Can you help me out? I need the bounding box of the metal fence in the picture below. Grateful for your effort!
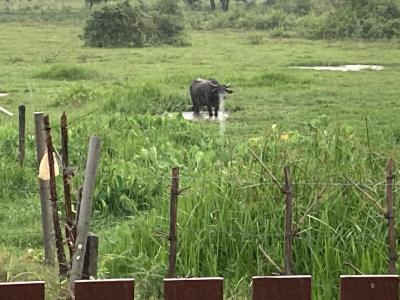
[1,275,399,300]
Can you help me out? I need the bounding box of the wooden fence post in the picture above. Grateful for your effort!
[69,136,101,291]
[61,112,75,262]
[82,232,98,279]
[386,159,396,274]
[34,112,54,265]
[167,167,179,278]
[43,115,68,277]
[18,105,25,166]
[284,166,293,275]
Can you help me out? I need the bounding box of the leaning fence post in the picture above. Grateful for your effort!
[167,167,179,278]
[69,136,101,292]
[82,232,99,279]
[34,112,54,265]
[284,166,293,275]
[18,105,25,166]
[386,158,397,274]
[61,112,75,262]
[43,115,68,277]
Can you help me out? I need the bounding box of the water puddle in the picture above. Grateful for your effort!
[182,111,228,135]
[289,65,384,72]
[182,111,229,121]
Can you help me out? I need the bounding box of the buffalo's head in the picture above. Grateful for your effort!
[209,79,233,100]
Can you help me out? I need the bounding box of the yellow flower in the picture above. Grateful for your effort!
[280,133,289,141]
[249,137,262,145]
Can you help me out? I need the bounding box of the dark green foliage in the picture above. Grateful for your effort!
[275,0,312,16]
[305,0,400,38]
[82,1,151,47]
[186,0,400,39]
[82,0,187,47]
[152,0,188,45]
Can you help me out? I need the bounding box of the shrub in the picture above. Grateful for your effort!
[82,1,152,47]
[310,0,400,39]
[151,0,188,46]
[82,0,188,47]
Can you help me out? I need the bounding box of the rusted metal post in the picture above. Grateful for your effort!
[164,278,223,300]
[69,136,101,291]
[75,279,134,300]
[167,167,179,278]
[0,281,45,300]
[18,105,25,166]
[284,166,293,275]
[34,112,54,265]
[340,275,399,300]
[61,112,75,262]
[43,115,68,277]
[252,276,311,300]
[386,159,397,274]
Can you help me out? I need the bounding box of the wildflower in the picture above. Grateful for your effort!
[280,133,289,141]
[249,137,262,145]
[271,123,277,130]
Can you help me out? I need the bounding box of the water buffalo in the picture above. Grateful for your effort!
[189,78,233,117]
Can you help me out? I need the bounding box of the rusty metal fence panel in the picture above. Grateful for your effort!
[0,281,45,300]
[75,279,134,300]
[164,277,223,300]
[252,275,312,300]
[340,275,399,300]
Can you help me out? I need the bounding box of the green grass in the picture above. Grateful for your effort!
[1,12,400,300]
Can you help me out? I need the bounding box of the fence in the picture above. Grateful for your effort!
[2,109,400,299]
[1,275,399,299]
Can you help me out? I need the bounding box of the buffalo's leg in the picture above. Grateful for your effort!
[214,105,219,117]
[192,101,200,117]
[207,105,213,117]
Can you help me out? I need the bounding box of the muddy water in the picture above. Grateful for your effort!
[182,100,229,135]
[181,111,229,121]
[289,65,384,72]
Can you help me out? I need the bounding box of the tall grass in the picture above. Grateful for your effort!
[1,15,400,299]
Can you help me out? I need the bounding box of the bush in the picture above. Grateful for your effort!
[82,1,152,47]
[82,0,188,47]
[309,0,400,39]
[151,0,188,45]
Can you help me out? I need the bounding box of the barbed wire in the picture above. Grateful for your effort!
[1,226,390,247]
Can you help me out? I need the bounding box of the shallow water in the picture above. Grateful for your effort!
[289,65,384,72]
[182,111,229,121]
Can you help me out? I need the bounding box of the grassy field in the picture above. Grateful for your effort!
[1,9,400,300]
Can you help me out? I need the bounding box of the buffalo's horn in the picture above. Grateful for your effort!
[209,80,218,87]
[226,82,231,87]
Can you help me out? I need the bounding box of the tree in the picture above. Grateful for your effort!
[220,0,229,11]
[210,0,216,10]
